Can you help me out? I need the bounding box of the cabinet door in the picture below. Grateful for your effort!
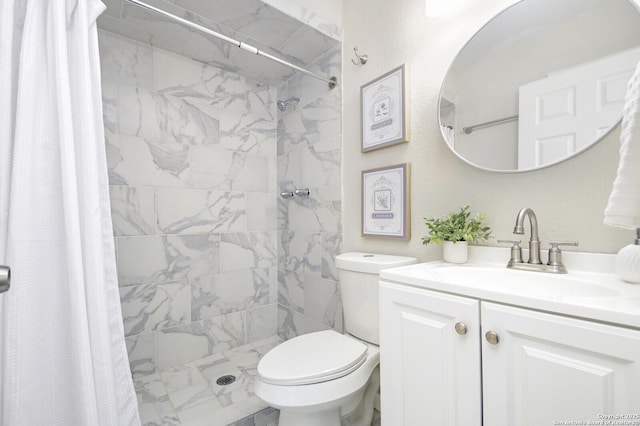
[379,281,482,426]
[482,302,640,426]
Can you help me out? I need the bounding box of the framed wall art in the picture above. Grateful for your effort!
[361,64,409,152]
[361,163,410,239]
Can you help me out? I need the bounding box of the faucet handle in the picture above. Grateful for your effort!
[497,239,521,245]
[498,239,523,265]
[548,241,579,248]
[547,241,579,268]
[280,191,294,199]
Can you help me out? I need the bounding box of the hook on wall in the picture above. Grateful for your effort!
[351,47,368,66]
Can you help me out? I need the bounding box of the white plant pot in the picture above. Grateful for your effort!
[442,241,468,264]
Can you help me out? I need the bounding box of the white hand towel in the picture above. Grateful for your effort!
[604,60,640,229]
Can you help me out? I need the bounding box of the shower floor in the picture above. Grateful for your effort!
[133,336,282,426]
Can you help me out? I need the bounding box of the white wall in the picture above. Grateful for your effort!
[342,0,634,262]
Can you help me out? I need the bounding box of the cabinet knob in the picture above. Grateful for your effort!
[454,322,467,335]
[485,330,500,345]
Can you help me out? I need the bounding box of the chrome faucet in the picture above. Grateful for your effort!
[513,207,542,264]
[499,208,579,274]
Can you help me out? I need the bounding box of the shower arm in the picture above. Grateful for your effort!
[125,0,338,90]
[277,97,300,112]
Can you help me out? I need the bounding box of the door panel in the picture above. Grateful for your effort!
[518,46,640,168]
[379,282,482,426]
[482,302,640,426]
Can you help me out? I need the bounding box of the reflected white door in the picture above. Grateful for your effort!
[518,47,640,169]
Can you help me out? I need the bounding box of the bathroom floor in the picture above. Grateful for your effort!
[133,336,282,426]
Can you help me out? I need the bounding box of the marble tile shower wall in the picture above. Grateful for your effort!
[275,46,343,340]
[99,30,280,377]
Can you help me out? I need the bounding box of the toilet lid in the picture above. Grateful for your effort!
[258,330,368,386]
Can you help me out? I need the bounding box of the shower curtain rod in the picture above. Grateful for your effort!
[126,0,338,89]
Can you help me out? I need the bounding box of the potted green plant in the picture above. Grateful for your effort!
[422,205,492,263]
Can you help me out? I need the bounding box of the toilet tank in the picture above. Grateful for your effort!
[336,252,416,345]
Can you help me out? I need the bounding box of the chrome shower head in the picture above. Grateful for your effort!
[277,97,300,112]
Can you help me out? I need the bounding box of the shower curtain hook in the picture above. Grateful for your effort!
[351,47,368,66]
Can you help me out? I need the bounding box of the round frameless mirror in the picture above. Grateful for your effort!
[439,0,640,172]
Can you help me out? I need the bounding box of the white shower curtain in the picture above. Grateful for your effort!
[0,1,140,425]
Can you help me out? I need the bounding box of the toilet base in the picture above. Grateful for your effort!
[279,408,341,426]
[272,367,380,426]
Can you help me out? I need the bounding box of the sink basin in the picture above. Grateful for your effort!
[425,263,620,299]
[379,247,640,330]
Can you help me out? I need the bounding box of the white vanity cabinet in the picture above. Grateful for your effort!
[379,282,482,426]
[482,301,640,425]
[379,280,640,426]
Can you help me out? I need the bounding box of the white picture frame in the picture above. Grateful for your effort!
[361,64,409,152]
[361,163,410,239]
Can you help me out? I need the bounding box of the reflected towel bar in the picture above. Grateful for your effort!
[463,114,519,134]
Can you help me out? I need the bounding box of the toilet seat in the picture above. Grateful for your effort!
[257,330,368,386]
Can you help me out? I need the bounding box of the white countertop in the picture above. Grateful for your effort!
[379,246,640,330]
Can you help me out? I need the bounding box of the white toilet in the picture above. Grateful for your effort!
[254,252,416,426]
